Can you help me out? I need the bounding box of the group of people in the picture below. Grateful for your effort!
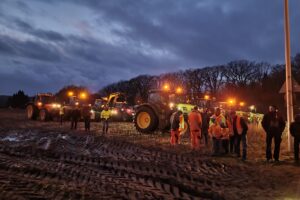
[58,105,111,135]
[170,105,300,163]
[170,106,249,160]
[263,105,300,163]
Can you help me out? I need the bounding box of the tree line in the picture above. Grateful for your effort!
[99,54,300,114]
[6,54,300,114]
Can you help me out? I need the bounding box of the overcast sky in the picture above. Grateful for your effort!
[0,0,300,95]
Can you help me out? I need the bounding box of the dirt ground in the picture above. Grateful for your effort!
[0,109,299,200]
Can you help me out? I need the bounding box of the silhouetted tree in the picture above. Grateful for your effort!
[8,90,29,108]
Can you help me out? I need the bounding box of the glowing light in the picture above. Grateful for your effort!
[68,91,74,97]
[176,87,183,94]
[80,92,87,99]
[37,102,42,106]
[111,109,118,115]
[169,102,175,109]
[228,98,236,106]
[249,105,256,110]
[52,103,61,108]
[163,84,170,91]
[239,102,245,107]
[204,95,210,100]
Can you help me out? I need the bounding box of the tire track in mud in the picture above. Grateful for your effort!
[0,133,268,200]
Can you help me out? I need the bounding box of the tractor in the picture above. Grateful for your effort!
[26,93,61,121]
[91,93,134,122]
[134,88,196,134]
[107,93,134,122]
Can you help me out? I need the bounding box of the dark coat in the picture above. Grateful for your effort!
[233,116,248,135]
[262,111,285,134]
[201,112,210,131]
[71,108,81,120]
[170,111,181,131]
[290,115,300,139]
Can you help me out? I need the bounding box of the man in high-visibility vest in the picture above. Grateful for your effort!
[209,107,226,156]
[101,106,111,135]
[188,106,202,150]
[230,110,248,161]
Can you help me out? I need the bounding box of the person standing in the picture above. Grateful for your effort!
[289,114,300,163]
[188,106,202,150]
[262,106,286,162]
[170,110,183,145]
[201,108,210,146]
[101,106,111,135]
[231,111,248,160]
[71,106,81,130]
[209,108,226,156]
[82,105,92,131]
[221,113,232,155]
[228,113,235,154]
[59,104,64,125]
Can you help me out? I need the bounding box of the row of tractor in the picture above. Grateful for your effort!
[26,92,134,122]
[26,85,260,135]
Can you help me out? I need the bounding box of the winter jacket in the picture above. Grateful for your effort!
[170,111,181,131]
[290,115,300,139]
[262,111,285,134]
[233,115,248,135]
[201,112,210,131]
[82,106,91,118]
[71,108,81,119]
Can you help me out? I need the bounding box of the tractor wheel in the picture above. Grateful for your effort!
[134,106,158,133]
[39,109,49,121]
[26,105,37,120]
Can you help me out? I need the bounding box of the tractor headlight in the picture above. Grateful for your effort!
[126,108,132,114]
[111,110,118,115]
[52,104,61,108]
[169,102,175,109]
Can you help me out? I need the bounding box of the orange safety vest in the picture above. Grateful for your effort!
[209,114,226,138]
[188,111,202,131]
[222,119,232,139]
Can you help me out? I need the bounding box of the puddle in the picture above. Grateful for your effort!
[1,135,20,142]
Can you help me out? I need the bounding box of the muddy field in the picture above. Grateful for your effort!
[0,109,299,200]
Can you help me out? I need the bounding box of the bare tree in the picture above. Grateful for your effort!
[202,66,226,95]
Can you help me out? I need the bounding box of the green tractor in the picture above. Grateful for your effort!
[134,89,196,134]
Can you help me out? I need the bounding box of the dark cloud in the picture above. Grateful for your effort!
[12,18,66,42]
[0,0,300,95]
[0,35,61,62]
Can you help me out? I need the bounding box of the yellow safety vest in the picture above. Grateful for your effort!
[101,110,111,120]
